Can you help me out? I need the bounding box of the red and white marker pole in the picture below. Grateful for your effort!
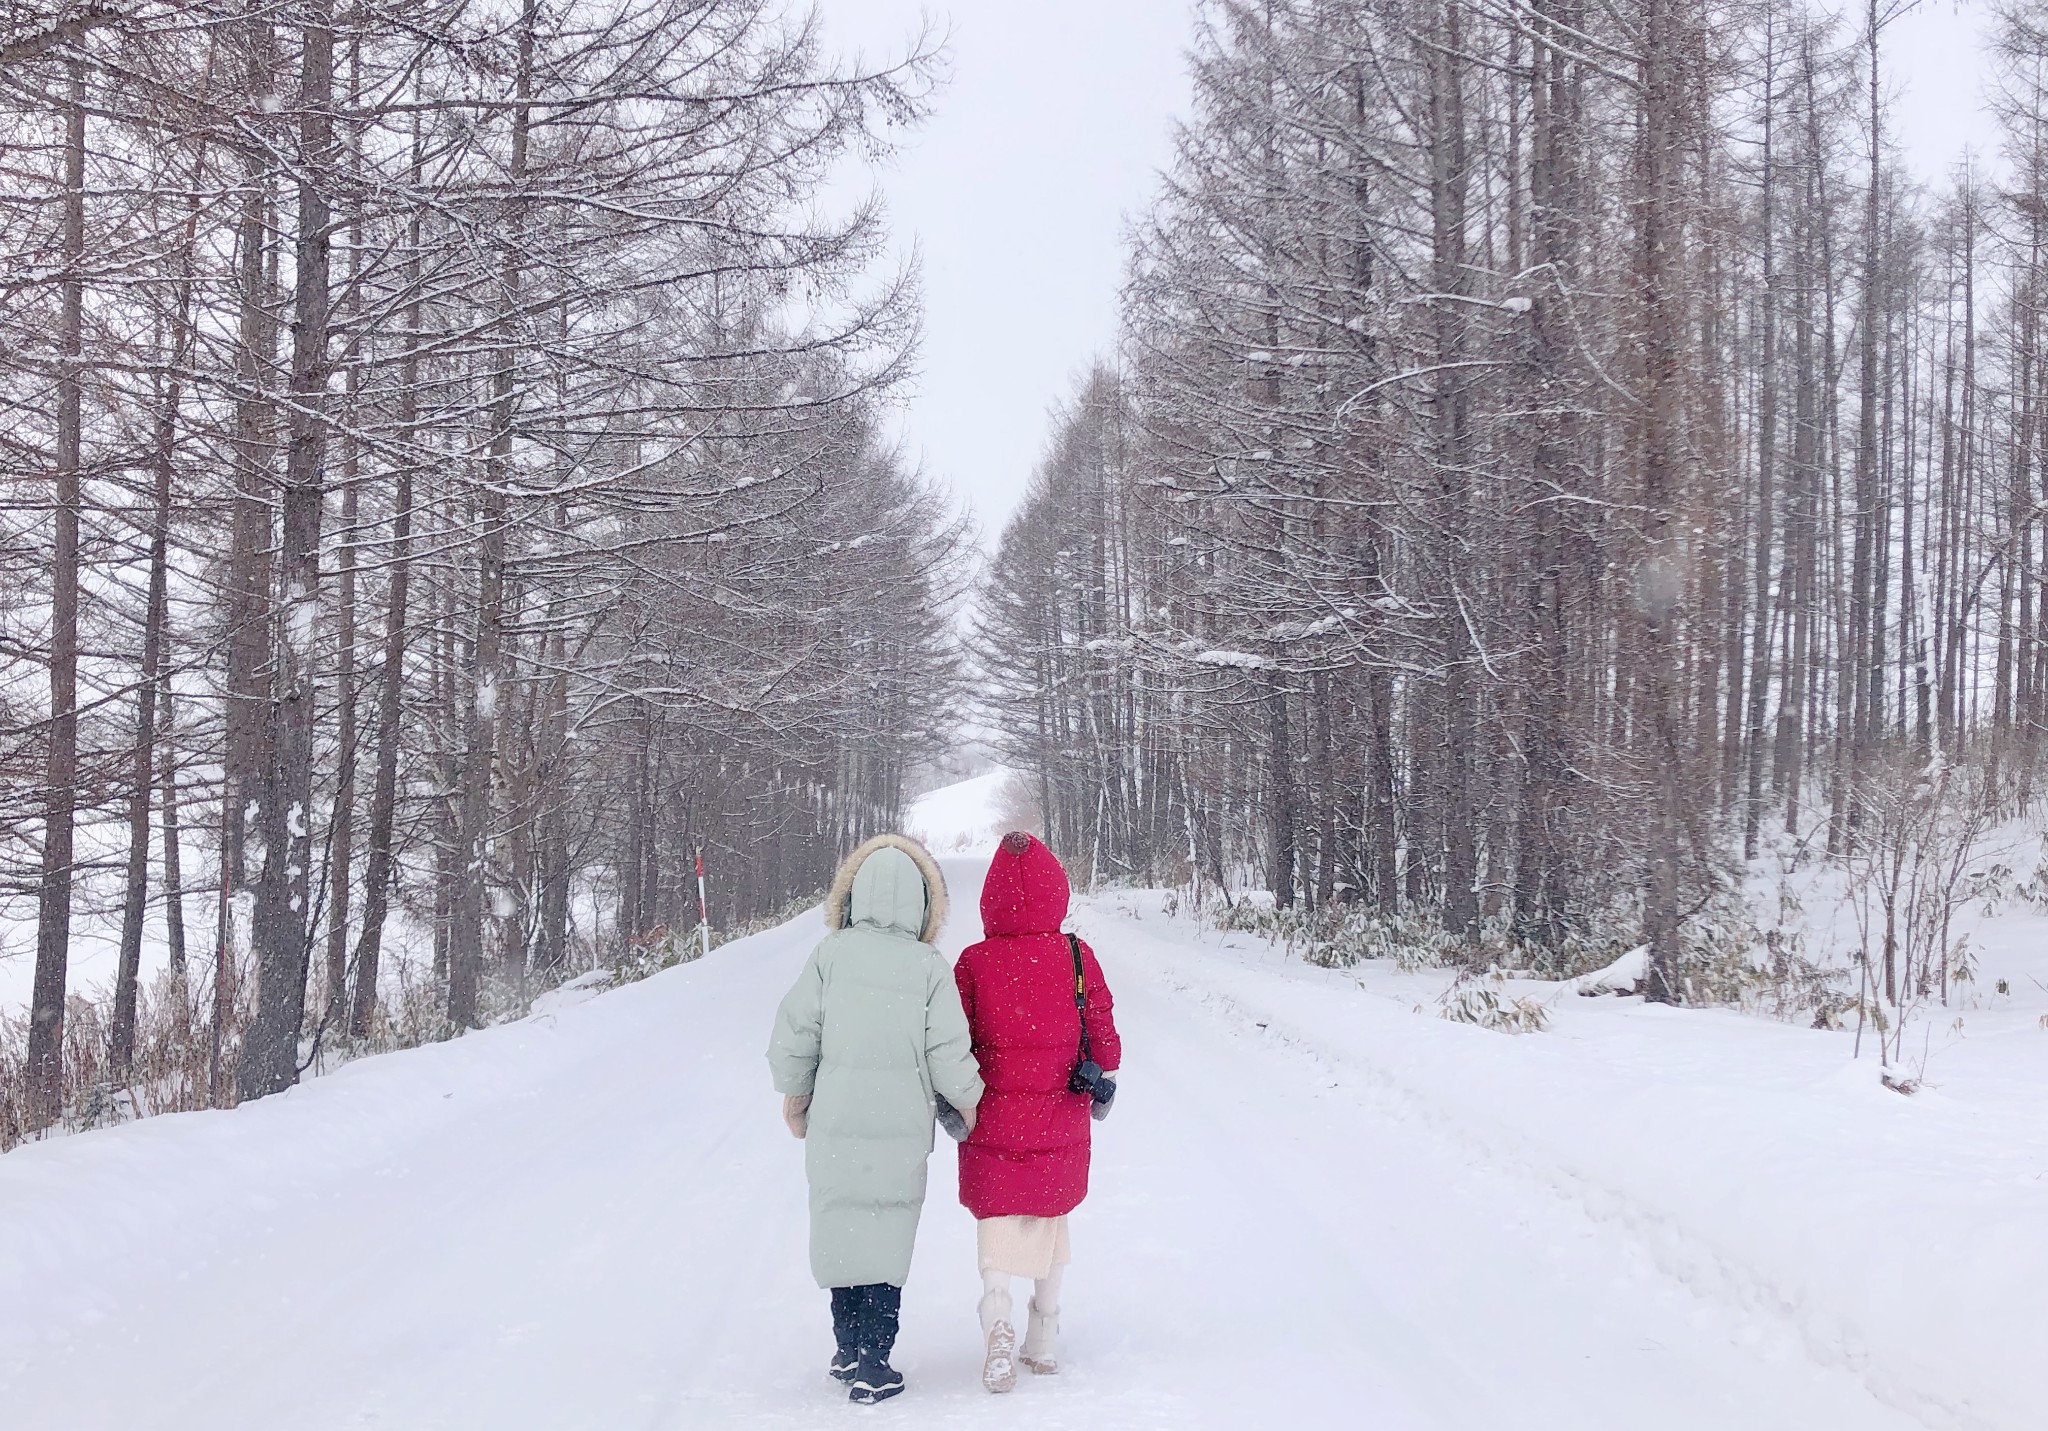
[695,847,712,960]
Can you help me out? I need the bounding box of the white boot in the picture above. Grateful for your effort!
[979,1276,1017,1394]
[1020,1299,1060,1375]
[982,1318,1018,1393]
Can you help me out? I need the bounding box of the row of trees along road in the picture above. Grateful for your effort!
[981,0,2048,1002]
[0,0,966,1143]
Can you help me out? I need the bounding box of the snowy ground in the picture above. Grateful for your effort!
[7,808,2040,1426]
[906,768,1009,855]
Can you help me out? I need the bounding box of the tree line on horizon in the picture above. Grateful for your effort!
[0,0,964,1143]
[981,0,2048,1004]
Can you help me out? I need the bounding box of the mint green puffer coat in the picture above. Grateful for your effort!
[766,834,983,1289]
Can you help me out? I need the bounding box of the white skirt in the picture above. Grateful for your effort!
[976,1214,1072,1280]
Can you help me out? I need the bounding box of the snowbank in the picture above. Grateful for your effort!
[1082,891,2048,1431]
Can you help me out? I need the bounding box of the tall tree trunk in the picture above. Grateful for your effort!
[1513,0,1582,952]
[161,692,189,985]
[224,8,277,900]
[1265,671,1297,907]
[347,107,425,1041]
[1425,0,1479,938]
[110,165,205,1078]
[1639,0,1690,1004]
[322,410,360,1025]
[241,0,336,1099]
[449,0,537,1028]
[27,61,87,1129]
[1838,0,1884,847]
[110,306,190,1080]
[1744,19,1781,860]
[535,622,572,975]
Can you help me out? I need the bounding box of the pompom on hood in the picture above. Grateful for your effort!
[979,830,1071,937]
[824,832,949,944]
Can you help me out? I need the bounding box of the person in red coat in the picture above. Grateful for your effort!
[954,831,1121,1393]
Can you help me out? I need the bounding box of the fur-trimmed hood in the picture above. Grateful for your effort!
[824,833,949,944]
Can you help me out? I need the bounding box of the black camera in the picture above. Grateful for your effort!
[1069,1058,1117,1118]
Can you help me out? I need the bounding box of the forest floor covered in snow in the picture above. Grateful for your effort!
[6,781,2043,1427]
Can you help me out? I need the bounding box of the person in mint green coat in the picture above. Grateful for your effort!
[766,832,983,1405]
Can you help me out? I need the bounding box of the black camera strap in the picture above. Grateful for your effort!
[1066,933,1092,1066]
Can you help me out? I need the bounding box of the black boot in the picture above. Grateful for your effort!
[827,1288,861,1383]
[847,1284,905,1404]
[849,1361,904,1404]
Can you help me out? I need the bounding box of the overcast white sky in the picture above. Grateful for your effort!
[1874,3,2002,178]
[816,0,1196,546]
[819,0,2004,547]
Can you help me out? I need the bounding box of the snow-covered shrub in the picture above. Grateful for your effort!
[1,962,233,1152]
[1627,889,1853,1023]
[1215,899,1505,971]
[613,923,698,985]
[1210,898,1308,945]
[609,894,812,987]
[1507,915,1640,982]
[1198,869,1870,1027]
[1961,836,2048,914]
[1305,908,1478,971]
[1214,890,1672,983]
[1840,750,2004,1065]
[1437,982,1550,1034]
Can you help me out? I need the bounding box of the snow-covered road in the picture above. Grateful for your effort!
[0,857,1949,1428]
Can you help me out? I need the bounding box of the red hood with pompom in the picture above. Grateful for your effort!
[979,830,1072,937]
[954,831,1120,1219]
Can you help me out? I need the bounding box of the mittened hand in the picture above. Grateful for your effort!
[782,1093,812,1139]
[934,1094,976,1142]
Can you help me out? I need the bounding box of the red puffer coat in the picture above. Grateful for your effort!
[955,832,1122,1219]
